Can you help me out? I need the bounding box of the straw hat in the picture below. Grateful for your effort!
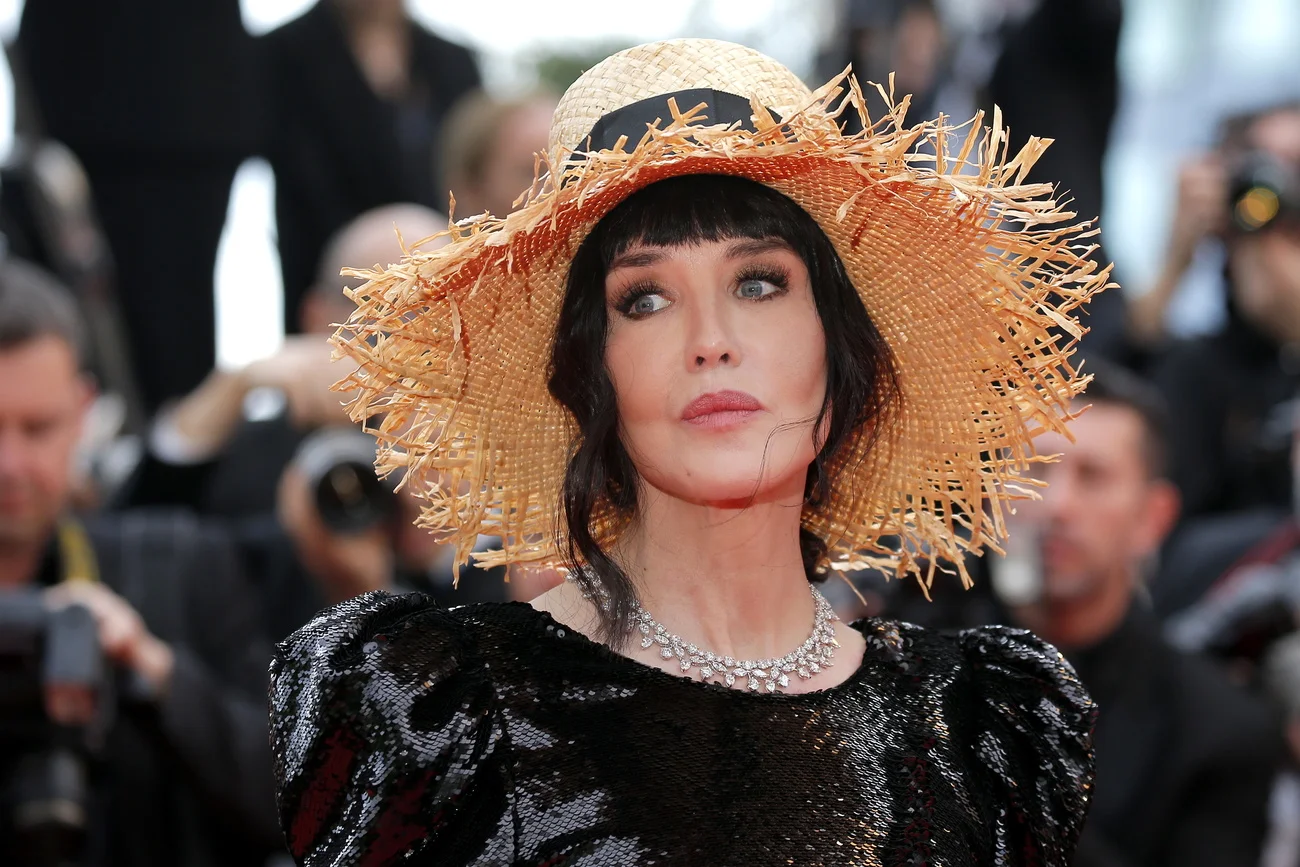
[334,38,1110,592]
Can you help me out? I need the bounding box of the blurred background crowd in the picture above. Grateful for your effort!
[0,0,1298,865]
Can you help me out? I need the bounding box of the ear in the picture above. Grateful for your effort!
[1135,478,1181,558]
[73,372,97,431]
[76,372,97,409]
[447,180,486,221]
[298,286,329,334]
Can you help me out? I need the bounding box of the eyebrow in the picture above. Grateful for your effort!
[607,237,793,272]
[723,237,793,259]
[607,248,666,271]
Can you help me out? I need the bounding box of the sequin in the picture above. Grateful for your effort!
[269,592,1096,866]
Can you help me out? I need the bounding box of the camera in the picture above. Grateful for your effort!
[1229,150,1300,234]
[1166,560,1300,664]
[0,590,112,867]
[293,427,397,534]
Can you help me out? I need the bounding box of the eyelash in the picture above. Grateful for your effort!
[612,265,793,319]
[736,266,791,298]
[612,280,662,318]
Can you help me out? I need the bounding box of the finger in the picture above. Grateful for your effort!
[44,683,98,726]
[44,582,101,613]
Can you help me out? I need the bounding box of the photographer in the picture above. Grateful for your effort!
[0,258,279,866]
[122,203,448,518]
[1146,101,1300,521]
[252,426,514,643]
[997,364,1285,867]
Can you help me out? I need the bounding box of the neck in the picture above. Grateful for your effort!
[614,480,815,662]
[339,2,408,33]
[0,538,47,591]
[1036,567,1133,651]
[342,10,411,99]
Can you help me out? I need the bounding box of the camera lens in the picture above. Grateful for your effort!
[314,460,393,534]
[6,748,89,865]
[293,428,397,535]
[1230,151,1297,233]
[1235,186,1281,231]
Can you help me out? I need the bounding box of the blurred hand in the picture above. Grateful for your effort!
[1167,155,1228,268]
[277,464,394,603]
[1130,154,1231,344]
[43,581,173,696]
[244,336,358,429]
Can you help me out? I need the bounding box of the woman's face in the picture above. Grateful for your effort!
[604,237,827,507]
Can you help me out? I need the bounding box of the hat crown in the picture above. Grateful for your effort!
[548,38,814,160]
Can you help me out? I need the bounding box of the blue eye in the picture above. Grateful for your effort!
[629,293,670,316]
[737,278,780,300]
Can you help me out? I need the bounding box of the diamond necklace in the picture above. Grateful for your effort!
[569,576,840,694]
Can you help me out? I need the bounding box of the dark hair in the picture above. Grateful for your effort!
[1077,361,1171,480]
[547,174,900,644]
[0,257,86,365]
[1217,99,1300,153]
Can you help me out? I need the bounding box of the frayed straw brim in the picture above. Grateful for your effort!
[332,39,1111,593]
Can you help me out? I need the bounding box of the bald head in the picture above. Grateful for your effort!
[303,204,449,333]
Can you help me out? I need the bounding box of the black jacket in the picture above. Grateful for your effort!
[1151,313,1300,521]
[31,511,281,867]
[1068,603,1284,866]
[262,2,480,311]
[16,0,261,159]
[987,0,1129,363]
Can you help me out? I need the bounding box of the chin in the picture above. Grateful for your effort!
[0,512,51,547]
[626,424,816,507]
[1041,571,1102,603]
[643,456,807,507]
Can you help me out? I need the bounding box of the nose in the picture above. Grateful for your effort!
[685,291,739,371]
[1038,468,1078,523]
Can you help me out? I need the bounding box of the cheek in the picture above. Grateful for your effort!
[762,303,828,421]
[604,325,673,438]
[1078,488,1147,550]
[1231,245,1272,309]
[1271,237,1300,294]
[39,432,80,490]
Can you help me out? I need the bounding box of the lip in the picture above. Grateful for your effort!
[681,390,764,429]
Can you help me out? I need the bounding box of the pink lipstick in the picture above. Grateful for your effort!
[681,390,763,429]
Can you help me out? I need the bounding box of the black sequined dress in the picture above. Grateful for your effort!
[269,592,1095,866]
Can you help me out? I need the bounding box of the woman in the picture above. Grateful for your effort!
[270,39,1106,865]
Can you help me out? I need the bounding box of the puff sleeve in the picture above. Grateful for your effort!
[959,626,1098,867]
[268,591,509,867]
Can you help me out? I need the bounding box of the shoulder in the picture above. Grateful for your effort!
[1166,644,1284,762]
[86,508,229,550]
[947,624,1098,762]
[270,593,518,864]
[83,509,242,596]
[411,25,481,87]
[857,619,1097,862]
[859,617,1081,683]
[856,618,1096,746]
[274,589,462,655]
[953,623,1091,703]
[269,592,511,719]
[260,2,325,44]
[413,25,476,62]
